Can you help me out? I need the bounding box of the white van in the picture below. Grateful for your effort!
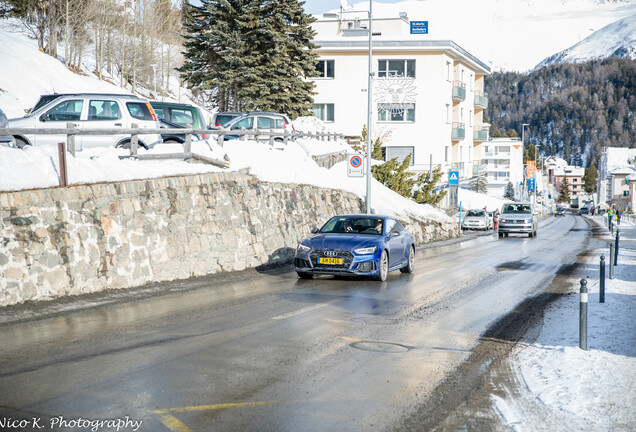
[9,93,162,149]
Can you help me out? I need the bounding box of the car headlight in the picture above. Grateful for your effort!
[354,246,378,255]
[297,243,311,252]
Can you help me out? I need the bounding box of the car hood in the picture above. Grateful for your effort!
[304,234,383,250]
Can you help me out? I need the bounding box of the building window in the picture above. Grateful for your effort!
[469,110,473,127]
[313,103,334,122]
[378,59,415,78]
[445,104,451,123]
[470,74,473,91]
[446,61,451,81]
[378,103,415,122]
[445,146,449,162]
[573,178,577,182]
[314,60,334,78]
[385,146,415,165]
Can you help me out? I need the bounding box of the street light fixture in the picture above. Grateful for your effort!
[324,0,373,214]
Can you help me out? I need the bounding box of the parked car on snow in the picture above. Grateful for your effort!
[214,111,294,142]
[0,108,16,147]
[150,101,210,142]
[461,209,490,231]
[294,215,415,282]
[211,111,243,127]
[498,202,538,238]
[9,93,162,149]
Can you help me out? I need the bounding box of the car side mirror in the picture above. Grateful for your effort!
[39,113,49,122]
[391,231,400,237]
[311,227,319,234]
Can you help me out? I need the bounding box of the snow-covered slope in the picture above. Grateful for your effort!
[319,0,636,72]
[537,13,636,67]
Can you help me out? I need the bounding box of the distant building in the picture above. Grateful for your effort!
[310,12,490,180]
[545,157,585,203]
[597,147,636,208]
[482,138,524,198]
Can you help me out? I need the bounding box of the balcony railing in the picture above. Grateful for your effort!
[474,91,488,109]
[451,162,465,178]
[451,122,465,140]
[473,126,489,142]
[473,162,487,175]
[452,81,466,101]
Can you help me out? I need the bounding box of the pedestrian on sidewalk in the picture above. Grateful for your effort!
[617,209,621,225]
[493,208,500,230]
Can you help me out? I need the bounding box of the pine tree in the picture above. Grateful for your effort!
[504,181,515,200]
[469,175,488,194]
[412,168,446,206]
[179,0,318,118]
[558,177,571,203]
[583,165,598,194]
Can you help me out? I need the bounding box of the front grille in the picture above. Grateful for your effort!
[310,250,354,269]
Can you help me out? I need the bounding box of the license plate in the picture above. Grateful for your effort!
[318,257,343,265]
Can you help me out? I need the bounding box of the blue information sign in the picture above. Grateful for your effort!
[449,171,459,185]
[410,21,429,34]
[528,177,536,192]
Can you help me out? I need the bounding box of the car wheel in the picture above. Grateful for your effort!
[400,246,415,273]
[116,140,149,150]
[14,137,29,149]
[374,250,388,281]
[297,272,313,279]
[498,232,503,238]
[162,139,181,144]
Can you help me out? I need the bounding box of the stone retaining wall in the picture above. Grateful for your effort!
[0,170,459,306]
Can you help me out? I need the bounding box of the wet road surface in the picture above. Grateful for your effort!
[0,214,594,431]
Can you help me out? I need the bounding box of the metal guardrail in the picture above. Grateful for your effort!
[1,123,345,187]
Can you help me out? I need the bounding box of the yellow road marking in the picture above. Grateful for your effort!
[153,401,276,414]
[159,414,193,432]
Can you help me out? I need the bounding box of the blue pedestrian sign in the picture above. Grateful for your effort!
[410,21,429,34]
[449,171,459,185]
[528,177,535,192]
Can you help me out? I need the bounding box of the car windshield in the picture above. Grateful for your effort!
[320,217,384,235]
[466,210,485,217]
[502,204,531,213]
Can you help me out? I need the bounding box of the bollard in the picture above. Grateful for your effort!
[609,243,615,280]
[600,255,605,303]
[579,278,588,350]
[614,229,620,266]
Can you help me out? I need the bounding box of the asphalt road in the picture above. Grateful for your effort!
[0,213,595,432]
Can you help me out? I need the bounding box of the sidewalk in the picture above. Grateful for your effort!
[495,219,636,431]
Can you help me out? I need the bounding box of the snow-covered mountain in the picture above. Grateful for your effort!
[537,13,636,68]
[321,0,636,71]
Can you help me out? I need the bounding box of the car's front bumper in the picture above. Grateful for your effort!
[294,249,381,277]
[499,220,534,233]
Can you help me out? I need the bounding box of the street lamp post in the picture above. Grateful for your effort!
[324,1,373,214]
[521,123,530,202]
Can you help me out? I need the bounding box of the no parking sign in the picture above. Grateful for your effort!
[347,154,364,177]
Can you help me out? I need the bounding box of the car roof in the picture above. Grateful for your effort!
[150,101,198,108]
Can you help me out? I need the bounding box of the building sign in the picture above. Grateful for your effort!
[410,21,428,34]
[527,161,536,176]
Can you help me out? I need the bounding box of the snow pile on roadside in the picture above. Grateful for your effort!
[458,188,507,212]
[502,221,636,430]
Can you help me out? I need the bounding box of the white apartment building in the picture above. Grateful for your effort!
[310,13,490,180]
[597,147,636,205]
[482,138,524,198]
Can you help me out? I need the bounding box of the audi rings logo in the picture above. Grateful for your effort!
[324,251,338,257]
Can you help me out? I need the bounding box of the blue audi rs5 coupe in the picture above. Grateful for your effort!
[294,215,416,281]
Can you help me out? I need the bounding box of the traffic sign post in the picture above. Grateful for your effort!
[448,171,459,207]
[448,171,459,185]
[347,154,364,178]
